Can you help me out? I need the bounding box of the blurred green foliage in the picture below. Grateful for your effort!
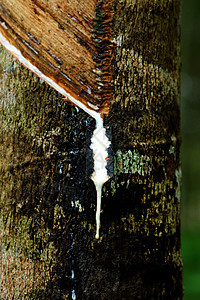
[181,0,200,220]
[181,0,200,299]
[182,231,200,299]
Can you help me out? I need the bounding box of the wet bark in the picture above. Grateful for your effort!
[0,0,183,299]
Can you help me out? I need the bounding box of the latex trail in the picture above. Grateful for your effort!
[90,117,111,239]
[0,31,110,239]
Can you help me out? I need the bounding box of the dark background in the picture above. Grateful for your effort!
[181,0,200,299]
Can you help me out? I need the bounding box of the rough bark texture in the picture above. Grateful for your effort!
[0,0,182,299]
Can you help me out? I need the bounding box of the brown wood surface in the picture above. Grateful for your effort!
[0,0,113,114]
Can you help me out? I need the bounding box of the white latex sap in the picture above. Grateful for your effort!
[90,117,110,239]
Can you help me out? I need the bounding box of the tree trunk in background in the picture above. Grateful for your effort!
[0,0,183,299]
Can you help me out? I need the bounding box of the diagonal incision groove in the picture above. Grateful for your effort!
[0,0,114,115]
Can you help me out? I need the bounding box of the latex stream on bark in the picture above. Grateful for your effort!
[90,117,111,239]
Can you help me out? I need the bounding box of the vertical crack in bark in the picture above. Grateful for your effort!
[92,0,114,114]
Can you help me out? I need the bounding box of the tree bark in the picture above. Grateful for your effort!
[0,0,183,299]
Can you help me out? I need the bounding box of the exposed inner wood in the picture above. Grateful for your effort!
[0,0,114,114]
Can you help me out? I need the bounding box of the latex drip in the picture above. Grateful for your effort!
[90,117,111,239]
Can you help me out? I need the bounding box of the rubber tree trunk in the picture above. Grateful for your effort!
[0,0,183,299]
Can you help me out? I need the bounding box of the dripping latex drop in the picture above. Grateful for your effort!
[90,116,111,239]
